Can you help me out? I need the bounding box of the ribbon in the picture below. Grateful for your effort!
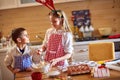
[36,0,55,10]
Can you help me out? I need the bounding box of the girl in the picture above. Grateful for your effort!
[41,10,73,67]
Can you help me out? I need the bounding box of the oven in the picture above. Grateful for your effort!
[114,41,120,59]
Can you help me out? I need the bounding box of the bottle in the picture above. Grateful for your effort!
[79,26,84,32]
[84,25,89,32]
[1,36,7,48]
[1,36,6,43]
[89,25,94,32]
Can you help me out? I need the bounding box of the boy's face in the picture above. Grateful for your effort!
[18,30,30,44]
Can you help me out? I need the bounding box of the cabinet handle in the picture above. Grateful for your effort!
[79,49,88,53]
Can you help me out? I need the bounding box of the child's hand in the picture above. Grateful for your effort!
[37,46,46,55]
[50,58,60,67]
[36,49,42,55]
[41,46,46,52]
[12,68,20,74]
[26,67,33,72]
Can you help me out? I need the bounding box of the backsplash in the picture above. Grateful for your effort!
[0,0,120,42]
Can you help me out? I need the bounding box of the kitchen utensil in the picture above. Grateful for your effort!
[42,63,50,74]
[36,0,55,10]
[47,70,60,77]
[108,34,120,39]
[32,62,50,73]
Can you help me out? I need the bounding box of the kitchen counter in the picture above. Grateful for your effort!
[72,38,120,61]
[0,38,119,53]
[15,69,120,80]
[0,38,120,80]
[0,45,41,53]
[0,48,8,53]
[73,38,120,45]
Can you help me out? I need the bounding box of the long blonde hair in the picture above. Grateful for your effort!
[49,10,72,32]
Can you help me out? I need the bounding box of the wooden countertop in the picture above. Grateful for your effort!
[15,69,120,80]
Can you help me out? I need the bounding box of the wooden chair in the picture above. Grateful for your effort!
[88,42,115,61]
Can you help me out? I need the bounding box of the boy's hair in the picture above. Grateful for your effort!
[11,27,26,43]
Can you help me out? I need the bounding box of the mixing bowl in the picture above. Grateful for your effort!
[98,27,112,36]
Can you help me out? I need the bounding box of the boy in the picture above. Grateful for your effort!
[4,27,40,73]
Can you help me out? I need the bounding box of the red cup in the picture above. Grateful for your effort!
[31,72,42,80]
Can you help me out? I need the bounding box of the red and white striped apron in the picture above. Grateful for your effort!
[45,33,65,66]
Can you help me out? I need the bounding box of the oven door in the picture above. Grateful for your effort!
[114,42,120,59]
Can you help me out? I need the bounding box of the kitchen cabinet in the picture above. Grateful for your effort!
[73,38,120,62]
[0,0,80,10]
[0,50,14,80]
[115,52,120,59]
[0,0,39,10]
[0,0,17,10]
[17,0,40,8]
[18,0,80,7]
[73,44,89,62]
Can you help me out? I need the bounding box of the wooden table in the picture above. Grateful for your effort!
[15,70,120,80]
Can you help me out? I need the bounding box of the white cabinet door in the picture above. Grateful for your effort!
[73,44,89,62]
[0,0,17,10]
[17,0,80,7]
[17,0,66,7]
[0,0,82,10]
[17,0,40,7]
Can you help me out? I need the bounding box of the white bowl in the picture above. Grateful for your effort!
[47,70,60,77]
